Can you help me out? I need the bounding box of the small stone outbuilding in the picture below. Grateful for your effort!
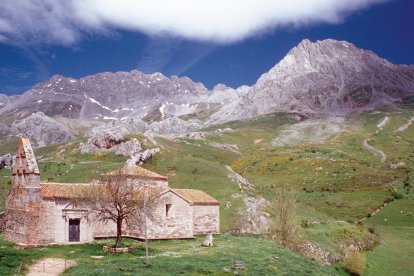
[4,138,219,246]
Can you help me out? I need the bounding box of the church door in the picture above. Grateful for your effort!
[69,219,80,242]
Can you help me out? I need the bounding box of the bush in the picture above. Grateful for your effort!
[301,219,310,228]
[392,191,403,200]
[342,247,366,275]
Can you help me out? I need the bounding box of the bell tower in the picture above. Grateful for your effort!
[4,137,43,245]
[12,137,40,187]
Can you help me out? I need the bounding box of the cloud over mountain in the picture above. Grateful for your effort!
[0,0,389,46]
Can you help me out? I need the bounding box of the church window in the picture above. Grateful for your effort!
[166,204,172,217]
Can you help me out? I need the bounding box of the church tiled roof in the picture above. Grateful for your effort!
[172,189,219,206]
[40,183,92,199]
[105,166,168,180]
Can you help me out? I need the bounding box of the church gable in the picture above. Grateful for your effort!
[12,137,39,175]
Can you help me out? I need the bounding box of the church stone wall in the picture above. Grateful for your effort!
[193,205,220,235]
[143,192,194,239]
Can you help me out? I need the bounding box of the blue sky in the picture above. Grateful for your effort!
[0,0,413,95]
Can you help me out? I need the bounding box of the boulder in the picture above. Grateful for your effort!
[390,162,406,169]
[115,139,142,156]
[90,131,124,149]
[0,153,14,169]
[126,148,160,166]
[185,132,206,140]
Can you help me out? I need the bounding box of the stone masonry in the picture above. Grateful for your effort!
[4,137,219,246]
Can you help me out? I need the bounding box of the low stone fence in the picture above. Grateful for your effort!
[103,246,134,253]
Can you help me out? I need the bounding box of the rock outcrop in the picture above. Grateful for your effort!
[10,112,73,147]
[148,117,201,134]
[126,148,160,166]
[114,139,142,156]
[0,123,10,136]
[78,132,142,157]
[86,117,148,137]
[0,153,14,169]
[184,132,206,140]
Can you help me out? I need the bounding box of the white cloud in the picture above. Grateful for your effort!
[0,0,389,46]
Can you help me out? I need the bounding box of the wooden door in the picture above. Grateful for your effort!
[69,219,80,242]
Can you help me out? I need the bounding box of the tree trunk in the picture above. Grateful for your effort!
[115,218,123,247]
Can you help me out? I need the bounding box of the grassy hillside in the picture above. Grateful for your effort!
[0,235,344,275]
[0,106,413,274]
[363,185,414,275]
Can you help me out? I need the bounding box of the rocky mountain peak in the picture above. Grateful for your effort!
[208,39,414,123]
[1,38,414,134]
[258,38,395,86]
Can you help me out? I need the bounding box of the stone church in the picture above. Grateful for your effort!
[4,138,219,246]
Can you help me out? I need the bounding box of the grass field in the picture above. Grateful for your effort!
[0,106,413,274]
[0,235,345,275]
[363,186,414,275]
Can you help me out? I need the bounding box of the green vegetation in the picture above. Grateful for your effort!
[1,106,413,274]
[0,235,344,275]
[0,136,17,156]
[143,137,242,230]
[342,247,367,275]
[363,188,414,275]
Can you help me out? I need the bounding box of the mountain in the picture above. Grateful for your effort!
[10,112,73,147]
[1,38,414,144]
[209,39,414,123]
[0,71,238,123]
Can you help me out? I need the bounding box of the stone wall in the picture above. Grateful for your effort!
[31,199,56,244]
[144,191,194,239]
[193,205,220,235]
[4,186,56,245]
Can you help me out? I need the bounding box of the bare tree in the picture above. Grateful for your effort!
[269,188,299,247]
[77,168,160,248]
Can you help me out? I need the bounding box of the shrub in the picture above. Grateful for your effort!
[392,191,403,200]
[301,219,310,228]
[269,189,300,247]
[227,215,250,236]
[342,247,366,275]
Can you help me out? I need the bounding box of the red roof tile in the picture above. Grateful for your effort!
[40,183,92,199]
[105,166,168,180]
[172,189,219,206]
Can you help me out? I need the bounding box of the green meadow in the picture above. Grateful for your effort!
[0,105,413,274]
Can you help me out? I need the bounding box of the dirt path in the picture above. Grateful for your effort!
[377,116,390,129]
[395,115,414,132]
[27,258,76,276]
[363,139,387,163]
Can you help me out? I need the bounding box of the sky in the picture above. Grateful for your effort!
[0,0,413,95]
